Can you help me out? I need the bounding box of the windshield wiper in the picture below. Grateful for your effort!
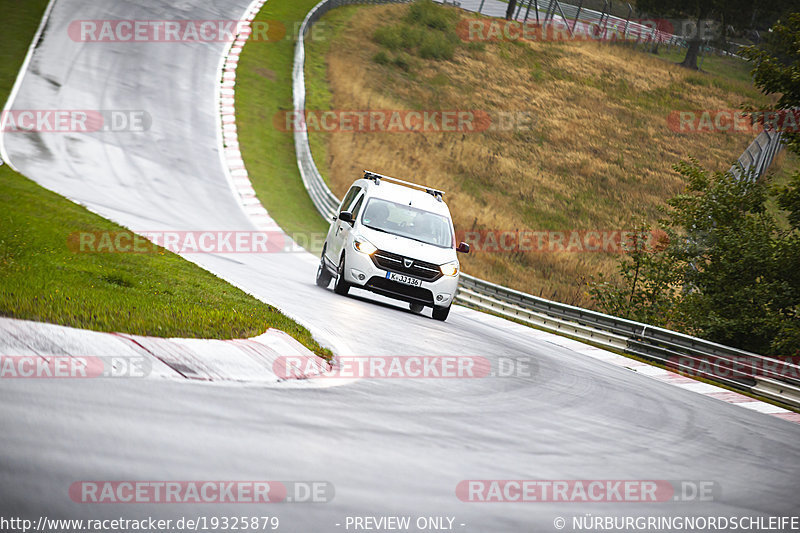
[405,235,436,246]
[364,224,392,235]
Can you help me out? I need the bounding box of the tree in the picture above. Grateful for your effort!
[589,224,676,326]
[592,13,800,356]
[591,160,800,356]
[636,0,755,69]
[505,0,518,21]
[664,161,790,353]
[743,13,800,154]
[746,12,800,355]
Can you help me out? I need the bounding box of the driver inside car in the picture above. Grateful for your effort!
[363,201,390,229]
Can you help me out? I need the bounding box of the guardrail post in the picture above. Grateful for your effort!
[554,1,573,35]
[622,3,632,40]
[572,0,583,33]
[515,0,525,19]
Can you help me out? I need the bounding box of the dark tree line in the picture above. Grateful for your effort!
[637,0,800,69]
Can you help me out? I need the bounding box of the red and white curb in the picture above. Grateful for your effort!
[557,335,800,424]
[582,346,800,424]
[467,310,800,424]
[0,317,324,386]
[215,0,291,238]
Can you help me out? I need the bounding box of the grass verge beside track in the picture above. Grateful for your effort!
[235,0,330,250]
[0,0,330,356]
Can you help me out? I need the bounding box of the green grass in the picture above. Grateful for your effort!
[652,45,759,88]
[0,0,50,99]
[235,0,330,250]
[303,6,362,187]
[372,0,461,64]
[0,0,330,356]
[0,167,327,352]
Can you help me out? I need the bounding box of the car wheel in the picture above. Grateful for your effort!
[409,303,424,314]
[334,252,350,295]
[315,251,332,288]
[432,304,450,321]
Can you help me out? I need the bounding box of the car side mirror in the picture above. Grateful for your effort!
[457,242,470,253]
[339,211,354,225]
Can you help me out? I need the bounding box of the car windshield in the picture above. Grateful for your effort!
[361,198,453,248]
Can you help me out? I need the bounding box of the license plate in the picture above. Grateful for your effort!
[386,271,422,287]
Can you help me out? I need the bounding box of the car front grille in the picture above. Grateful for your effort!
[365,277,435,305]
[371,250,442,282]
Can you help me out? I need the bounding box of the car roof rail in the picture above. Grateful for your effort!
[363,170,445,201]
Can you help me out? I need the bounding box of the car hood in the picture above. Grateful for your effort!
[358,226,457,265]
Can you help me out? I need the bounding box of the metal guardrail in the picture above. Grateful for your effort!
[485,0,685,46]
[292,0,800,409]
[293,0,413,221]
[457,275,800,407]
[481,0,750,59]
[730,128,784,180]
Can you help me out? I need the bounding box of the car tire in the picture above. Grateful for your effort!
[409,303,424,314]
[334,252,350,295]
[432,305,450,321]
[316,250,332,288]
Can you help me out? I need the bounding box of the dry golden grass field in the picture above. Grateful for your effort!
[305,3,790,306]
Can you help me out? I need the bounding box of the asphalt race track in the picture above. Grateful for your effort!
[1,0,799,531]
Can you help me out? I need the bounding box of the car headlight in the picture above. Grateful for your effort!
[353,237,377,255]
[440,260,459,277]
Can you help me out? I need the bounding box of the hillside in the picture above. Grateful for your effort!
[304,2,792,305]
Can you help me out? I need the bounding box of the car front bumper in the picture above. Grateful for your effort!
[344,248,458,307]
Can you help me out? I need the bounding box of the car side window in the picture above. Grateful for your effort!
[351,194,365,220]
[339,186,361,213]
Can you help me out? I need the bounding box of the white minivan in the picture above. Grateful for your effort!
[316,171,470,321]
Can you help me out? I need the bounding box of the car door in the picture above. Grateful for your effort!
[336,192,366,263]
[326,186,361,264]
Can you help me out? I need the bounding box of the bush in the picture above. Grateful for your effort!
[419,32,455,60]
[393,53,412,71]
[373,25,404,50]
[372,50,391,65]
[405,0,456,31]
[373,0,462,68]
